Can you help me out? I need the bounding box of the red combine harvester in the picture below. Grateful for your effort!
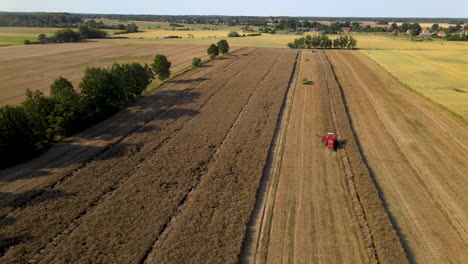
[317,133,338,151]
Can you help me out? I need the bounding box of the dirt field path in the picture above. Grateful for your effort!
[0,48,298,263]
[326,50,468,264]
[0,42,210,105]
[249,51,370,263]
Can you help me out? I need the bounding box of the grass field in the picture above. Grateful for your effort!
[0,36,36,46]
[362,50,468,118]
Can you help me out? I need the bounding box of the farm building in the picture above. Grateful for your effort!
[310,27,319,32]
[437,31,446,37]
[406,29,413,35]
[246,27,254,31]
[341,27,351,33]
[419,30,432,37]
[459,29,468,35]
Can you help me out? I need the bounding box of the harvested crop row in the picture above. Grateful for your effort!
[251,51,369,264]
[33,49,282,263]
[0,48,261,262]
[319,51,408,264]
[144,49,299,263]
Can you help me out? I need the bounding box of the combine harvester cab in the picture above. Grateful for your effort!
[325,133,338,151]
[316,132,338,151]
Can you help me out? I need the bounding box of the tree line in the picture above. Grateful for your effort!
[2,12,466,29]
[287,35,357,49]
[0,55,177,168]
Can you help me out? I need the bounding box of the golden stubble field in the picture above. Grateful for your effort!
[0,42,211,105]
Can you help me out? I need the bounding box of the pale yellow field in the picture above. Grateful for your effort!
[106,32,468,51]
[117,29,232,39]
[362,49,468,118]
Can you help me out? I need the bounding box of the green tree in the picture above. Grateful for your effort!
[0,105,36,168]
[192,57,202,67]
[391,23,398,31]
[207,44,219,59]
[151,54,171,80]
[217,39,229,54]
[80,67,122,119]
[431,23,439,32]
[21,89,54,144]
[48,77,83,136]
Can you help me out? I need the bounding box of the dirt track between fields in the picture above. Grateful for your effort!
[0,48,298,263]
[0,42,211,106]
[326,50,468,264]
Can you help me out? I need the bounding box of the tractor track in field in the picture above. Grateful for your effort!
[27,51,260,263]
[139,52,282,264]
[317,51,379,263]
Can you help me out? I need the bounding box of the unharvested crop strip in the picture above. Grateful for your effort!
[139,50,282,264]
[240,50,300,264]
[318,51,408,264]
[318,51,379,263]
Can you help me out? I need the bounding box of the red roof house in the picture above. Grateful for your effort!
[437,31,446,37]
[246,27,254,31]
[341,27,351,33]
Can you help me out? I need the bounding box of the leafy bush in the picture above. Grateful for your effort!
[192,57,202,67]
[227,31,241,37]
[24,39,31,45]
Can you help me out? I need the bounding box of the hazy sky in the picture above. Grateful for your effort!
[1,0,467,18]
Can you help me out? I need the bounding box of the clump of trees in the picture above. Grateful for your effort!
[287,35,357,49]
[33,25,107,44]
[115,23,139,34]
[206,40,229,59]
[0,62,155,168]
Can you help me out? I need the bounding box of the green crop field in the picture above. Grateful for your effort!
[362,49,468,119]
[0,36,37,46]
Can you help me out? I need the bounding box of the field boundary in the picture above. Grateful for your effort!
[239,50,300,263]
